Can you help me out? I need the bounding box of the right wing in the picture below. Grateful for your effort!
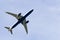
[6,12,18,19]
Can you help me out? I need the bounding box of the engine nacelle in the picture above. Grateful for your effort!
[26,20,29,24]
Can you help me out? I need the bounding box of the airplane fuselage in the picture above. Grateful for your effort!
[11,9,34,29]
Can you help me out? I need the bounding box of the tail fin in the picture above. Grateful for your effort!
[4,27,13,34]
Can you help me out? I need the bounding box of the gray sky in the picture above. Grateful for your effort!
[0,0,60,40]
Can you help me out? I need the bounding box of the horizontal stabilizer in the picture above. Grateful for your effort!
[5,27,13,34]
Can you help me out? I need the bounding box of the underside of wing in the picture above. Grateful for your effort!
[6,12,18,19]
[21,19,28,34]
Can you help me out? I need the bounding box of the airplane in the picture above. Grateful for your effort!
[5,12,29,34]
[5,9,34,34]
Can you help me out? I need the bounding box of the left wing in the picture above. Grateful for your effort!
[22,19,28,34]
